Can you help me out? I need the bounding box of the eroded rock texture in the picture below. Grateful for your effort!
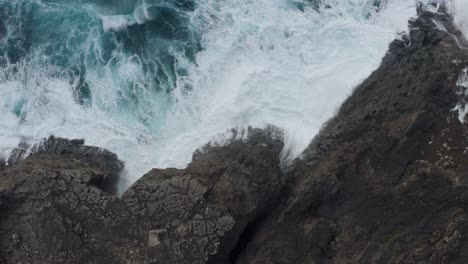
[2,7,468,264]
[0,137,134,264]
[0,129,285,264]
[123,127,284,264]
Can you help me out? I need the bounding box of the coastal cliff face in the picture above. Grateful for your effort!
[2,8,468,264]
[237,8,468,264]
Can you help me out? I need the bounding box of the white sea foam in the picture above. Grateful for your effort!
[0,0,420,192]
[165,0,417,163]
[450,0,468,38]
[101,14,135,31]
[453,68,468,123]
[445,0,468,123]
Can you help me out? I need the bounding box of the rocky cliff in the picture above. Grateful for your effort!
[2,7,468,264]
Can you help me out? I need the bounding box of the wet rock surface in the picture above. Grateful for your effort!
[2,7,468,264]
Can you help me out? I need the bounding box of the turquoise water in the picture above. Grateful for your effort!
[1,0,199,131]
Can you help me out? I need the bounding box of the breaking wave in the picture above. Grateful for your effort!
[0,0,444,190]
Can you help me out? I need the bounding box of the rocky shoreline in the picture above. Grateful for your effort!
[2,7,468,264]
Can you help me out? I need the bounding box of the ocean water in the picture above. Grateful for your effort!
[0,0,452,190]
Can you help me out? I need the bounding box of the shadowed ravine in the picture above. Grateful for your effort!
[2,6,468,264]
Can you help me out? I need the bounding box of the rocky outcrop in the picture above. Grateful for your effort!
[0,128,285,264]
[123,127,284,264]
[0,136,132,264]
[233,7,468,264]
[3,6,468,264]
[5,136,124,193]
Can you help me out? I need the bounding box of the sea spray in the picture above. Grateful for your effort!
[450,0,468,38]
[0,0,423,191]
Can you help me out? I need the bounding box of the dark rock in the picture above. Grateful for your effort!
[0,136,130,264]
[122,127,285,264]
[70,139,85,145]
[0,128,285,264]
[6,136,123,194]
